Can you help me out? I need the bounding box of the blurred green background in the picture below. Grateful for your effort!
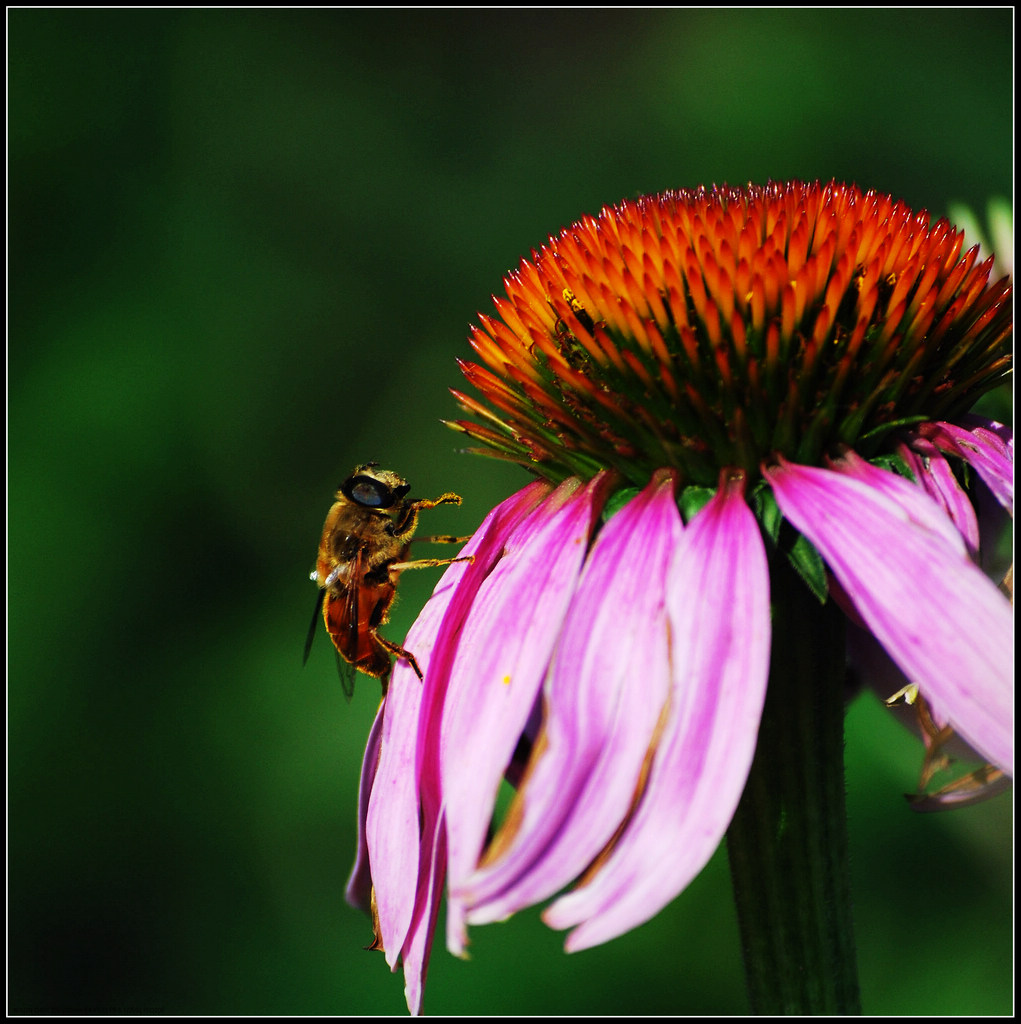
[9,8,1012,1016]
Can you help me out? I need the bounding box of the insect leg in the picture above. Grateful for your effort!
[411,492,463,513]
[375,635,425,681]
[388,555,474,573]
[390,493,464,539]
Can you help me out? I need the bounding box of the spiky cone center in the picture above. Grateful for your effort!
[450,181,1012,489]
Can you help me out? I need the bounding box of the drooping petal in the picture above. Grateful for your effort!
[439,473,612,954]
[458,469,683,924]
[897,439,980,555]
[766,456,1013,777]
[902,420,1013,588]
[366,580,465,968]
[345,703,385,915]
[828,448,968,555]
[395,481,550,1014]
[922,418,1014,513]
[542,472,771,951]
[366,664,431,967]
[366,481,550,967]
[398,808,446,1016]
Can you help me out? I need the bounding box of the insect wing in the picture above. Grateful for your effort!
[317,545,365,700]
[344,546,365,661]
[303,588,326,665]
[335,648,357,701]
[333,546,366,699]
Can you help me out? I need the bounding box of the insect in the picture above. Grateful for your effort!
[304,463,471,697]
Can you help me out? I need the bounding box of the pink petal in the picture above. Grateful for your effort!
[439,474,612,954]
[766,456,1013,777]
[366,573,466,969]
[542,473,771,951]
[923,418,1014,512]
[365,662,430,968]
[344,702,385,914]
[897,439,980,555]
[458,470,683,924]
[828,448,967,554]
[396,482,550,1012]
[366,480,550,968]
[398,808,446,1015]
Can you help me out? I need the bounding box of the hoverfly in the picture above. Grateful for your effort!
[304,463,471,696]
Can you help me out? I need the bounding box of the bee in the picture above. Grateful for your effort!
[304,463,471,696]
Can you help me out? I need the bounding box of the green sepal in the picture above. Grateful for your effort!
[750,484,783,545]
[753,485,828,603]
[870,451,914,482]
[601,486,640,524]
[786,532,829,604]
[678,484,716,524]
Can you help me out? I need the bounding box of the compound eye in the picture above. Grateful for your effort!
[344,475,393,508]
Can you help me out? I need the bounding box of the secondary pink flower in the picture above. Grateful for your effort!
[344,182,1012,1012]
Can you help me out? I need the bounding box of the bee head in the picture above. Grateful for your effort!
[341,464,411,509]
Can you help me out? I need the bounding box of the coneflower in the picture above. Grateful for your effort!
[347,181,1012,1014]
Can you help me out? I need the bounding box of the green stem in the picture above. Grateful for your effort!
[726,559,861,1014]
